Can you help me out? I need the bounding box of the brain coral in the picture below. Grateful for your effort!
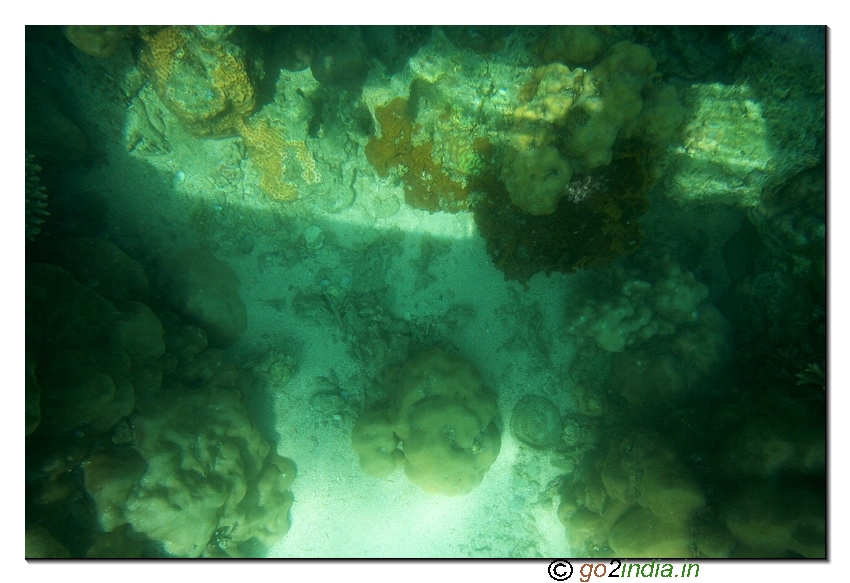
[351,347,501,495]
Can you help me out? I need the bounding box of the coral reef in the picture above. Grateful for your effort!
[239,115,321,202]
[567,262,711,353]
[474,147,650,283]
[140,26,255,138]
[135,26,322,202]
[506,40,683,174]
[566,259,733,410]
[500,146,573,215]
[26,238,297,557]
[351,347,501,495]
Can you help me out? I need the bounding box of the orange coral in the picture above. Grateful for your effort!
[366,98,469,213]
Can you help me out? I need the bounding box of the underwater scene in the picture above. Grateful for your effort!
[24,25,825,558]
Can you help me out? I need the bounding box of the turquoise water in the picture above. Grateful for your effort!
[25,25,825,558]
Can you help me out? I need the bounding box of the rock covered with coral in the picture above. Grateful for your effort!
[501,40,684,216]
[26,237,297,557]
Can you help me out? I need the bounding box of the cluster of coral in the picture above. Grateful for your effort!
[559,241,823,557]
[568,262,711,354]
[559,428,706,557]
[25,238,296,558]
[365,96,476,213]
[555,387,825,559]
[567,259,732,411]
[29,25,825,559]
[502,38,683,216]
[351,347,501,496]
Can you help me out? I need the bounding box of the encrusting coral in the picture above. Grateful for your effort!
[366,97,471,213]
[140,26,254,138]
[138,26,320,201]
[238,116,321,202]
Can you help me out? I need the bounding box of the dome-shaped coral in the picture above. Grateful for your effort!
[351,347,501,495]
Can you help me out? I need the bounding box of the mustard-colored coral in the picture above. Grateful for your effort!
[140,26,188,88]
[139,26,321,202]
[140,26,255,138]
[512,63,584,125]
[366,98,469,213]
[508,42,683,174]
[239,117,321,202]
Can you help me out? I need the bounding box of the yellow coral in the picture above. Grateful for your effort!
[512,63,583,125]
[141,26,255,138]
[238,117,320,202]
[210,50,255,122]
[140,26,189,92]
